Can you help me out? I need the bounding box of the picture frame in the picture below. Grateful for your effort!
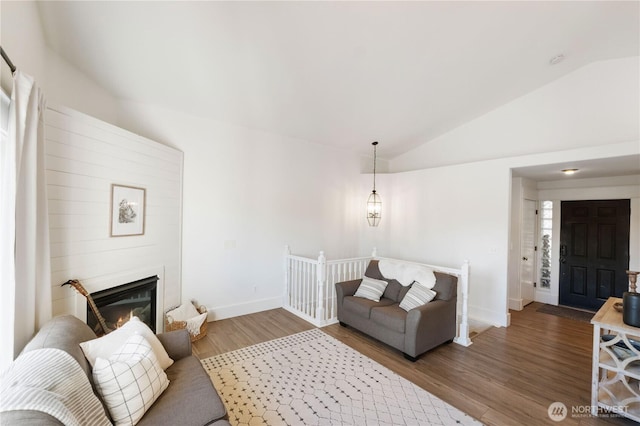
[110,184,145,237]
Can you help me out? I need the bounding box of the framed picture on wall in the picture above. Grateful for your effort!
[110,184,146,237]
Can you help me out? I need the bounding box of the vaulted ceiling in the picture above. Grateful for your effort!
[36,1,639,159]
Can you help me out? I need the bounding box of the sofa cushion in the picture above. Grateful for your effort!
[370,304,407,334]
[398,285,412,302]
[156,330,192,361]
[365,261,406,302]
[399,283,437,311]
[0,410,62,426]
[381,279,403,302]
[93,334,169,425]
[354,277,389,302]
[343,296,395,319]
[433,272,457,301]
[364,260,385,280]
[137,355,227,426]
[20,315,96,379]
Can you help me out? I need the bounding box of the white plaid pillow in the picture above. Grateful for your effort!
[399,282,437,311]
[354,277,389,302]
[93,334,169,425]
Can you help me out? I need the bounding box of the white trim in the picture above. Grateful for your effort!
[535,289,559,306]
[468,304,507,328]
[207,296,282,321]
[282,305,339,328]
[509,298,524,311]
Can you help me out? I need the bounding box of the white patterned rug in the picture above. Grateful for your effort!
[201,329,482,425]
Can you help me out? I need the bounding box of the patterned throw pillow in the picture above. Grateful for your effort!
[399,282,437,311]
[354,277,389,302]
[93,334,169,426]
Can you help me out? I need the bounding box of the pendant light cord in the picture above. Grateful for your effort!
[372,141,378,192]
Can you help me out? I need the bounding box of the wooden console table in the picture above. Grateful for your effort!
[591,297,640,421]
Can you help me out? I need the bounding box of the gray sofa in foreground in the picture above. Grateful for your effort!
[336,260,457,361]
[0,315,229,426]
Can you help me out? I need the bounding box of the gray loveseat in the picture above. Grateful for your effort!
[0,315,229,426]
[336,260,457,361]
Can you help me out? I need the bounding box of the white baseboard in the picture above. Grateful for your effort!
[468,304,509,327]
[508,298,524,311]
[535,291,558,306]
[206,297,282,321]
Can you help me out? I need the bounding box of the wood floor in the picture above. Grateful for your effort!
[193,303,635,425]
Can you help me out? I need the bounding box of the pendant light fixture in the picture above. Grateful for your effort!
[367,141,382,226]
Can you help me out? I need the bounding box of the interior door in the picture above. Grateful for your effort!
[559,200,630,311]
[520,199,536,306]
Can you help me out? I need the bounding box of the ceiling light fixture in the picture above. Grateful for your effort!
[367,141,381,227]
[562,168,579,175]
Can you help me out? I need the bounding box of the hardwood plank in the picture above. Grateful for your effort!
[192,309,314,359]
[193,303,636,425]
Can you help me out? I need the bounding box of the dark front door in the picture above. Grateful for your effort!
[559,200,630,311]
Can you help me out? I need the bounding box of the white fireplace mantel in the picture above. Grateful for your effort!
[71,265,165,333]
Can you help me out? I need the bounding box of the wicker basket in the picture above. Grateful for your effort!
[164,302,208,342]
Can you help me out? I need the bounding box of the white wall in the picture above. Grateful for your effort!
[391,57,639,172]
[383,57,639,325]
[381,142,639,327]
[46,105,183,321]
[118,101,366,320]
[386,162,511,326]
[1,1,119,125]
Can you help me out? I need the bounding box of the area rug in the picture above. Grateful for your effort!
[536,304,594,323]
[201,329,481,425]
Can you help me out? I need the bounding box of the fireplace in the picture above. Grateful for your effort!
[87,275,158,336]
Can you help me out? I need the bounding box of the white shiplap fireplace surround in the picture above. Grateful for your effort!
[47,106,183,325]
[71,266,165,333]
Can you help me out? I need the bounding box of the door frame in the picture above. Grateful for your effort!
[509,175,640,311]
[533,200,561,306]
[520,198,537,306]
[536,182,639,307]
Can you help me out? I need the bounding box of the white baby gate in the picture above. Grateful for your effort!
[283,246,472,346]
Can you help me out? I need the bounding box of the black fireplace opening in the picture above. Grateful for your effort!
[87,275,158,335]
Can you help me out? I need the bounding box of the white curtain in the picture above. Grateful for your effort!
[0,71,51,370]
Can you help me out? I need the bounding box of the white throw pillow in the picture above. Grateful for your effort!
[399,282,437,311]
[93,334,169,426]
[80,316,173,370]
[354,277,389,302]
